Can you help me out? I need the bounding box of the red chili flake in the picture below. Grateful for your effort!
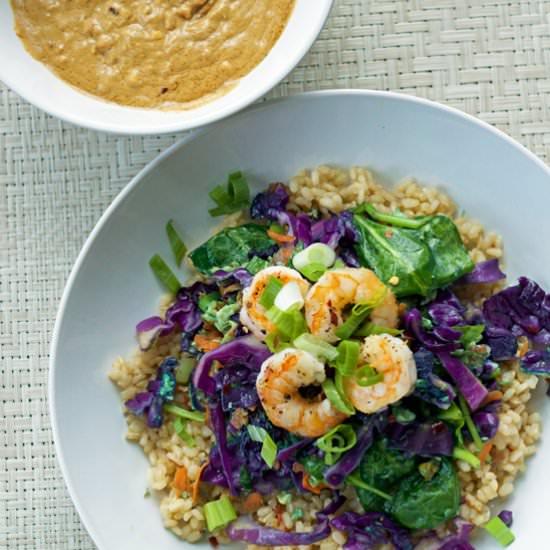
[432,421,446,433]
[208,536,219,548]
[385,229,394,238]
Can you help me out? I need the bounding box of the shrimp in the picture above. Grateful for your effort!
[305,267,398,342]
[240,266,310,340]
[344,334,417,414]
[256,348,348,437]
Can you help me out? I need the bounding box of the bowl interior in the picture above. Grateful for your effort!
[0,0,333,134]
[51,91,550,550]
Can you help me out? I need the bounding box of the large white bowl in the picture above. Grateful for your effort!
[51,91,550,550]
[0,1,333,135]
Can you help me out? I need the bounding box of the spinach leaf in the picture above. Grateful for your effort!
[357,438,416,512]
[353,207,474,297]
[189,224,276,275]
[386,458,460,530]
[418,215,474,288]
[353,215,434,297]
[299,454,327,486]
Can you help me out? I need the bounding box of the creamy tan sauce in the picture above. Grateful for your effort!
[11,0,295,109]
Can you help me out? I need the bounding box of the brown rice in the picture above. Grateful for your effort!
[109,165,541,549]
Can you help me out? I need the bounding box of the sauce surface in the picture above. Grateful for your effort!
[11,0,295,108]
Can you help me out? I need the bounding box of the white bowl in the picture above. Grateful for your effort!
[0,1,333,135]
[51,91,550,550]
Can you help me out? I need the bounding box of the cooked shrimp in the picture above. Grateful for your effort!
[305,267,398,342]
[256,348,348,437]
[240,266,310,340]
[344,334,417,414]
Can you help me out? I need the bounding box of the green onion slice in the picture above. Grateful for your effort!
[293,333,339,361]
[166,220,187,266]
[164,404,205,423]
[173,417,195,446]
[355,365,384,387]
[247,425,278,468]
[315,424,357,465]
[149,254,181,294]
[453,447,480,469]
[276,492,292,505]
[266,306,306,340]
[208,171,250,217]
[333,340,360,376]
[334,371,356,414]
[204,495,238,532]
[458,393,483,451]
[175,357,196,385]
[334,288,387,339]
[355,322,403,338]
[322,378,355,416]
[292,243,336,270]
[346,473,392,500]
[484,516,515,547]
[259,276,284,309]
[299,262,327,282]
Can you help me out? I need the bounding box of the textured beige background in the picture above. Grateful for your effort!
[1,0,549,548]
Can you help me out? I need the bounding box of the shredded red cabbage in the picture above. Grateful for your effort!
[471,410,499,440]
[404,309,461,352]
[498,509,513,527]
[211,268,253,287]
[414,348,456,409]
[521,349,550,375]
[385,420,454,457]
[458,259,506,285]
[330,512,413,550]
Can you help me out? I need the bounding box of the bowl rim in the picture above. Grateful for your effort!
[49,89,550,548]
[1,0,334,135]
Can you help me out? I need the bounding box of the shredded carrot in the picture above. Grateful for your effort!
[267,229,296,243]
[302,473,328,495]
[518,337,529,357]
[192,461,210,504]
[274,246,294,265]
[479,441,494,464]
[275,502,285,526]
[241,492,264,513]
[193,334,221,352]
[481,390,503,407]
[173,466,189,492]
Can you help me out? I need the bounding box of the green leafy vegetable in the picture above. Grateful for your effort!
[204,495,237,531]
[208,171,250,217]
[356,438,416,512]
[245,256,270,275]
[346,473,392,500]
[166,220,187,266]
[455,324,486,348]
[149,254,181,294]
[189,224,275,275]
[298,454,326,487]
[485,516,515,547]
[353,206,474,297]
[387,458,460,530]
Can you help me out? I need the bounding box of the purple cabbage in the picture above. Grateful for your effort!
[330,512,413,550]
[311,210,359,248]
[276,437,314,463]
[404,309,460,352]
[125,357,178,428]
[385,421,454,457]
[211,268,253,287]
[498,509,513,527]
[325,414,386,487]
[192,336,271,395]
[521,349,550,375]
[458,259,506,285]
[250,183,312,244]
[486,326,518,361]
[413,349,455,409]
[472,410,499,440]
[135,282,213,350]
[437,352,488,411]
[419,519,475,550]
[214,364,260,412]
[208,401,236,495]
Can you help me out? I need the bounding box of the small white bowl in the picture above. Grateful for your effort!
[51,91,550,550]
[0,1,333,135]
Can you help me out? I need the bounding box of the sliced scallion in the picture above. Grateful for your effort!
[322,378,355,416]
[149,254,181,294]
[298,262,327,282]
[484,516,515,547]
[277,492,292,505]
[274,281,305,312]
[266,306,306,340]
[164,404,205,423]
[355,365,384,387]
[453,447,480,469]
[355,322,403,338]
[259,276,284,309]
[334,371,356,414]
[315,424,357,465]
[204,495,238,532]
[208,171,250,217]
[333,340,360,376]
[175,357,196,384]
[292,243,336,271]
[173,417,194,446]
[166,220,187,266]
[346,473,392,500]
[334,288,387,339]
[246,425,278,468]
[458,393,483,451]
[293,333,339,361]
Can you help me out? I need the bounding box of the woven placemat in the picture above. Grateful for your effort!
[1,1,549,548]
